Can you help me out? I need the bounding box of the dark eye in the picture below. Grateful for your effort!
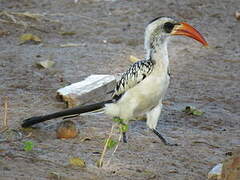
[163,22,175,33]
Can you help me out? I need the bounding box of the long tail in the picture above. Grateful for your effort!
[21,100,113,128]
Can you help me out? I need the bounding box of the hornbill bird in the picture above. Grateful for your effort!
[22,17,208,145]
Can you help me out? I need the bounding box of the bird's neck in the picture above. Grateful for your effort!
[145,39,169,70]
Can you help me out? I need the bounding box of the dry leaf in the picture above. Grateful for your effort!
[0,30,9,37]
[129,55,140,63]
[20,33,41,44]
[36,60,55,69]
[69,157,86,167]
[183,106,204,116]
[60,31,76,36]
[0,149,6,153]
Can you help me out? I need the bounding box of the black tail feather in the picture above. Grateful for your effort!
[21,100,113,128]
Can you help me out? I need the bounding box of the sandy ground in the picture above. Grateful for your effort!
[0,0,240,179]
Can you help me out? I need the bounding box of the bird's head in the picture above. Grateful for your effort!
[144,17,208,52]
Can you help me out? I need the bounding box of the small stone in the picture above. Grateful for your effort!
[208,147,240,180]
[56,120,78,139]
[235,11,240,20]
[208,163,223,180]
[222,147,240,180]
[3,167,11,171]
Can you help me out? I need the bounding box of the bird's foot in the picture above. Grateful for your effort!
[152,129,178,146]
[164,141,178,146]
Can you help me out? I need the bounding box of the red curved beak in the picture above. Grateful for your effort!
[171,22,208,46]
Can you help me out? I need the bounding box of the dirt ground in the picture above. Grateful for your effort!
[0,0,240,179]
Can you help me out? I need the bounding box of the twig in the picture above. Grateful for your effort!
[4,96,8,127]
[1,11,28,28]
[106,132,122,167]
[0,18,49,33]
[59,43,83,48]
[0,11,60,24]
[0,127,8,134]
[0,97,9,133]
[0,153,63,167]
[30,25,50,33]
[99,123,116,167]
[192,140,220,148]
[0,18,27,29]
[2,11,17,23]
[10,12,43,21]
[0,130,30,143]
[0,11,59,33]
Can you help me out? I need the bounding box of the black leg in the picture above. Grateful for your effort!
[152,129,177,146]
[122,132,127,143]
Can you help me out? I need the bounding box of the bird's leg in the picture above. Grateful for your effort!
[146,103,177,146]
[120,122,128,143]
[122,132,127,143]
[152,128,177,146]
[112,117,128,143]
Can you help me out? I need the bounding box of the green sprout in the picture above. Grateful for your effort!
[105,138,118,150]
[23,141,35,151]
[119,123,128,133]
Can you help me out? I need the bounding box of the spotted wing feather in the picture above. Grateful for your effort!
[112,60,154,99]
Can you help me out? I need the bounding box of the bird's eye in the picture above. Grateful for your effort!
[163,22,175,33]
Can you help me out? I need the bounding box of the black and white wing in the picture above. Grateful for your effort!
[112,60,154,99]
